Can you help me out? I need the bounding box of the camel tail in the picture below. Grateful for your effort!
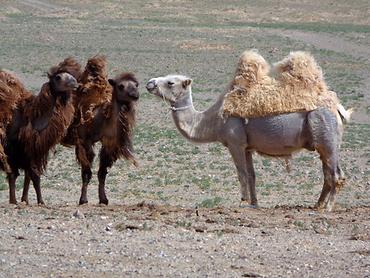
[337,103,353,124]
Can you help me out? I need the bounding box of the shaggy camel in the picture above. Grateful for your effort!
[146,74,351,211]
[0,70,33,174]
[2,58,79,204]
[62,57,139,205]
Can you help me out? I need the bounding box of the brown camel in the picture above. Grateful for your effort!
[62,57,139,205]
[1,58,80,204]
[0,70,32,174]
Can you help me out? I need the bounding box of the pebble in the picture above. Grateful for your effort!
[72,210,84,219]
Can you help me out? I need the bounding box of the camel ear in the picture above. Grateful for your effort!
[108,79,115,86]
[182,78,192,89]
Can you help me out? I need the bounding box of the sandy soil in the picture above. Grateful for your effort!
[1,202,369,277]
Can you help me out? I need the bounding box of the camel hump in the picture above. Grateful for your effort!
[0,76,13,104]
[234,49,270,88]
[80,55,110,93]
[0,70,31,104]
[77,55,111,124]
[85,55,108,78]
[273,51,326,89]
[0,69,19,86]
[48,57,82,80]
[223,50,343,119]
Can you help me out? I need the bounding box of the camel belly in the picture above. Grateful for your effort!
[245,112,310,156]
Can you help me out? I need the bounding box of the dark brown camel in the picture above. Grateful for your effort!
[2,58,80,204]
[62,57,139,205]
[0,70,32,174]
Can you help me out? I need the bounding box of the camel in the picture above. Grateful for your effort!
[63,69,139,205]
[146,74,351,211]
[0,70,33,174]
[2,58,79,205]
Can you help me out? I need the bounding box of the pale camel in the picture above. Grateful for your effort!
[146,75,351,211]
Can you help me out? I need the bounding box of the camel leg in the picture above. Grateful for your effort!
[228,146,258,208]
[316,163,333,209]
[308,109,342,212]
[97,147,114,205]
[316,164,344,209]
[245,151,257,206]
[76,142,95,205]
[337,165,345,182]
[21,171,31,204]
[7,171,19,204]
[0,143,11,174]
[327,163,345,211]
[28,170,44,205]
[80,167,92,205]
[315,150,341,212]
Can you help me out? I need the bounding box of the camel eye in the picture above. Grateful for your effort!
[167,81,174,87]
[118,84,125,90]
[55,75,61,81]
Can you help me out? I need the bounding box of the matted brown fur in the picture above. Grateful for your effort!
[47,57,82,81]
[101,73,138,165]
[11,57,78,176]
[0,70,32,173]
[69,69,139,205]
[76,55,112,124]
[75,101,137,168]
[18,83,75,174]
[223,50,339,118]
[75,72,138,169]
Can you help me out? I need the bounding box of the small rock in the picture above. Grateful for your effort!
[242,272,264,277]
[72,210,84,219]
[194,226,206,233]
[314,226,328,235]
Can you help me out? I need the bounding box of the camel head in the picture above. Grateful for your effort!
[146,75,192,104]
[109,72,139,103]
[48,72,78,96]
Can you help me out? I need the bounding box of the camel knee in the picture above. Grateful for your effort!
[98,167,108,184]
[81,168,92,184]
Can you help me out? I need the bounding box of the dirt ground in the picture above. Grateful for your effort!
[0,1,369,277]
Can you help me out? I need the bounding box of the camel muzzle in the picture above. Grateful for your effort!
[146,80,156,91]
[65,75,78,90]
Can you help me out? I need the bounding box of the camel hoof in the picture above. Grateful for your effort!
[324,204,334,212]
[99,199,109,206]
[79,198,88,205]
[16,202,28,209]
[239,200,259,209]
[314,202,325,211]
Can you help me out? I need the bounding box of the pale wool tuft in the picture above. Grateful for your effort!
[223,50,339,118]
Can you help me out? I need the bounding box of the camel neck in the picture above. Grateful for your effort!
[171,91,223,143]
